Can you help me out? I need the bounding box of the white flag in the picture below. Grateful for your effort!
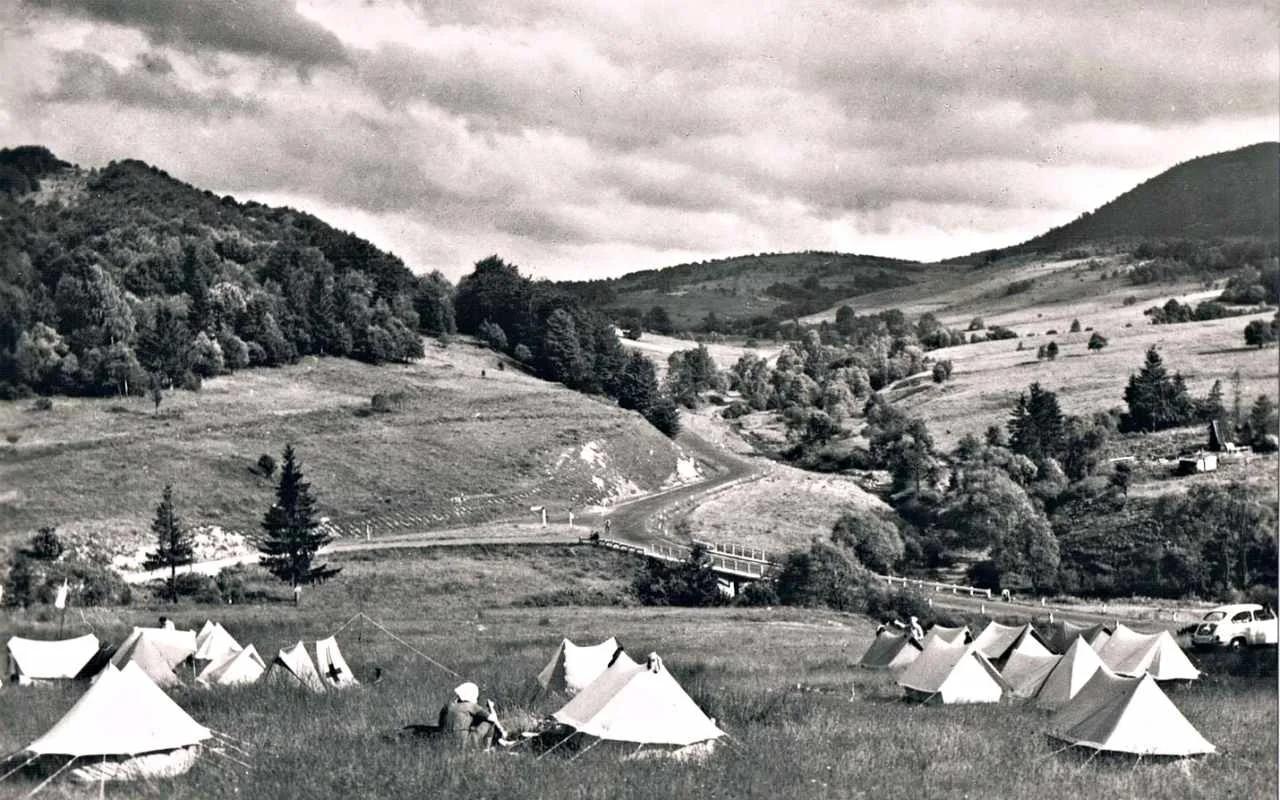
[54,580,69,610]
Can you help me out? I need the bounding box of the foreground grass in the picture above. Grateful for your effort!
[0,547,1273,799]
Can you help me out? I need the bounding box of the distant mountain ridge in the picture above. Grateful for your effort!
[952,142,1280,264]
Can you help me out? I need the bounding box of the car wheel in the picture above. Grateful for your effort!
[1229,638,1246,651]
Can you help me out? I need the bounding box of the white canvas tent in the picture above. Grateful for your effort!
[1000,649,1061,699]
[897,635,1009,704]
[922,625,970,648]
[197,644,266,687]
[111,627,197,671]
[971,621,1052,664]
[315,637,358,688]
[1034,637,1113,712]
[536,637,622,696]
[193,623,241,664]
[858,631,923,672]
[6,634,101,685]
[109,636,181,689]
[1048,671,1214,757]
[552,653,723,747]
[1097,624,1200,681]
[264,642,327,692]
[18,662,212,782]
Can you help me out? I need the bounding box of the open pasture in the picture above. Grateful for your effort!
[0,546,1273,799]
[0,339,690,554]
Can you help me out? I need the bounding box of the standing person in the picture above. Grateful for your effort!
[909,616,924,642]
[438,682,504,749]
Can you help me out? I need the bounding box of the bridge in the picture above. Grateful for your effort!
[588,536,778,580]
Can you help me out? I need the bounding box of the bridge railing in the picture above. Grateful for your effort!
[587,537,776,579]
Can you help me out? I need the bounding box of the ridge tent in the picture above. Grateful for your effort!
[197,644,266,688]
[1043,621,1110,654]
[1034,637,1113,712]
[922,624,970,648]
[264,642,327,692]
[18,662,212,782]
[551,653,722,747]
[111,627,197,671]
[536,637,622,697]
[971,621,1053,665]
[858,631,924,672]
[315,637,358,688]
[110,636,181,689]
[1097,624,1200,681]
[897,635,1009,704]
[1000,649,1061,699]
[193,623,241,664]
[6,634,101,685]
[1048,671,1214,757]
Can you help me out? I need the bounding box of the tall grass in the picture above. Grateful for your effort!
[0,548,1273,799]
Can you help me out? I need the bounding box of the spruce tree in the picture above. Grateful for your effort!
[1123,347,1194,431]
[143,485,194,603]
[258,444,339,602]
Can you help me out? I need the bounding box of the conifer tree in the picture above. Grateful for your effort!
[1123,347,1195,431]
[143,485,194,603]
[258,444,339,602]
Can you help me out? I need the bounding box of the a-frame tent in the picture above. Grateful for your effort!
[1000,649,1061,699]
[897,635,1009,704]
[315,637,358,688]
[922,624,970,648]
[1097,624,1200,681]
[6,634,101,685]
[971,621,1053,666]
[111,628,197,672]
[858,631,924,672]
[18,662,212,782]
[197,644,266,687]
[110,636,181,689]
[1034,636,1113,711]
[536,637,622,697]
[551,653,722,747]
[1048,671,1214,757]
[193,623,241,664]
[264,642,327,692]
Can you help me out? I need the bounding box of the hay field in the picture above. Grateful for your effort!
[0,546,1272,800]
[0,339,691,554]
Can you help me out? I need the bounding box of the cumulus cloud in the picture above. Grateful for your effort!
[0,0,1276,280]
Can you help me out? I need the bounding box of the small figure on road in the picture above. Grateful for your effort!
[908,616,924,642]
[1001,588,1011,602]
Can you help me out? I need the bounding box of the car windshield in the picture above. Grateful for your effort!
[1203,611,1227,621]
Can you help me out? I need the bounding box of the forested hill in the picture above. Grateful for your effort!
[0,146,456,398]
[953,142,1280,264]
[558,251,937,334]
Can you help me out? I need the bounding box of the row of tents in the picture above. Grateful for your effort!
[4,621,359,692]
[858,619,1213,757]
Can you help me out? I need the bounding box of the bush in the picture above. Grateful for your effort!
[515,588,634,607]
[30,397,52,412]
[864,585,936,627]
[257,454,277,477]
[721,401,751,420]
[4,432,18,445]
[168,572,222,604]
[734,579,780,607]
[988,326,1018,340]
[370,393,394,413]
[216,566,248,605]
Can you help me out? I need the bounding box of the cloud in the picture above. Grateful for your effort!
[28,0,349,69]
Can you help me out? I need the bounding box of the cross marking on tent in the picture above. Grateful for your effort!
[326,663,344,682]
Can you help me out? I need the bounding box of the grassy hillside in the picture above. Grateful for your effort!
[0,338,701,559]
[0,546,1272,800]
[562,251,941,330]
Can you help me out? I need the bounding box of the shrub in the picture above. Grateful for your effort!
[1004,279,1033,296]
[216,566,248,605]
[256,454,277,477]
[722,401,751,420]
[370,393,394,413]
[180,371,202,392]
[30,397,52,412]
[4,432,18,445]
[516,588,633,607]
[988,326,1018,340]
[169,572,222,604]
[734,579,780,607]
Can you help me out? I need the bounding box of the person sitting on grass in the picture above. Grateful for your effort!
[438,682,506,749]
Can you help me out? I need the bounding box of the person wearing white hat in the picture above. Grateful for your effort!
[437,682,503,748]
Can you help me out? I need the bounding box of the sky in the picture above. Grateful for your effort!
[1,1,1276,281]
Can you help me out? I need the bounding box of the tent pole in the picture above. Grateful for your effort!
[1076,749,1100,772]
[98,755,106,800]
[537,731,579,761]
[568,737,602,763]
[356,615,460,677]
[0,753,40,783]
[27,756,75,797]
[209,736,251,756]
[209,729,252,747]
[209,748,252,770]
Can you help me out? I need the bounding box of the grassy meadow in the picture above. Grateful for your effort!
[0,545,1274,800]
[0,339,692,555]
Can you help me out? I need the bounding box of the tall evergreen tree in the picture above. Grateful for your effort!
[1008,382,1065,463]
[143,485,194,603]
[258,444,340,602]
[1123,347,1195,431]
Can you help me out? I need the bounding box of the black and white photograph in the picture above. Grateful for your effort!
[0,0,1276,796]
